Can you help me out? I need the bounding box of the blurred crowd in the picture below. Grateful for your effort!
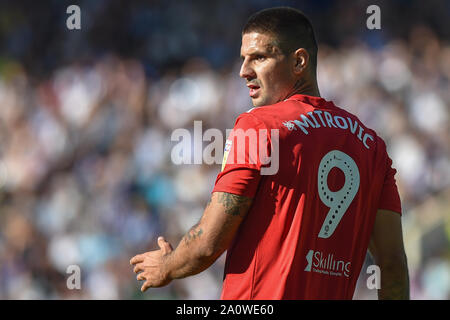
[0,0,449,299]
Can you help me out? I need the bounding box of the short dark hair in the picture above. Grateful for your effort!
[242,7,318,71]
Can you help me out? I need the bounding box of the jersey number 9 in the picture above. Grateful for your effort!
[317,150,360,238]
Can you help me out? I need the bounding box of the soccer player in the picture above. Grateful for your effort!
[130,7,409,299]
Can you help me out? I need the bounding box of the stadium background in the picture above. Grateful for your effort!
[0,0,448,299]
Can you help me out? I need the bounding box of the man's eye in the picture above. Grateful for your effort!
[256,55,265,61]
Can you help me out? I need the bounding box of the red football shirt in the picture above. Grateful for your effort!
[212,94,401,300]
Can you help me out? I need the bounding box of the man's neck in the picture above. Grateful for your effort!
[284,78,321,99]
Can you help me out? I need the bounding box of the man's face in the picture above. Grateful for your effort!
[240,32,296,107]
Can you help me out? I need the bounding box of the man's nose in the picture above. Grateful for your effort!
[239,60,256,79]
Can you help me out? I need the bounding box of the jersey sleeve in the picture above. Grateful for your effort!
[212,112,268,198]
[378,140,402,215]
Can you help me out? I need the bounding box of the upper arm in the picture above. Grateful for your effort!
[194,191,253,257]
[378,138,402,214]
[368,209,407,266]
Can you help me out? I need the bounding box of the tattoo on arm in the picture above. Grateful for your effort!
[206,197,212,208]
[181,193,251,247]
[217,192,253,217]
[183,223,203,245]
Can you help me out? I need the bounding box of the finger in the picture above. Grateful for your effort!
[133,264,144,274]
[158,236,173,254]
[141,280,152,292]
[130,254,144,265]
[137,273,146,281]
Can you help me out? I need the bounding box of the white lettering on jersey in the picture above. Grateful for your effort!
[283,112,375,150]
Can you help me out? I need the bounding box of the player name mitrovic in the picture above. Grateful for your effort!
[282,110,374,150]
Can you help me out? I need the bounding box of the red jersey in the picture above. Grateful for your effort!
[212,94,401,300]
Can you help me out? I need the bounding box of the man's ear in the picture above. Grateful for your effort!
[294,48,309,74]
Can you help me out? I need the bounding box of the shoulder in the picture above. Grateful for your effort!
[233,107,268,129]
[244,99,295,116]
[238,99,294,127]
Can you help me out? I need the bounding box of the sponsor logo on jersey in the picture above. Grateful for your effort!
[304,249,351,278]
[221,139,232,172]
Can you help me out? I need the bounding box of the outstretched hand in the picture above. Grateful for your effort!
[130,236,174,292]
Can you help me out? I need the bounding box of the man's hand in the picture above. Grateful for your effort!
[130,236,174,292]
[130,192,253,293]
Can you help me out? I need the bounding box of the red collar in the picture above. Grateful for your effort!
[285,94,335,108]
